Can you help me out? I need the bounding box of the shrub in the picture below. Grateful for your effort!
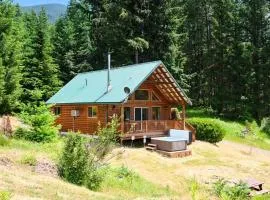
[0,134,10,146]
[58,116,119,190]
[213,179,250,200]
[15,103,60,142]
[188,118,225,143]
[58,133,89,185]
[260,117,270,135]
[20,154,37,166]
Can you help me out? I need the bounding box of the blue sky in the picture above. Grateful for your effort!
[13,0,69,6]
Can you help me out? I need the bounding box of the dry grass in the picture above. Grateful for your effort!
[0,140,270,200]
[0,165,112,200]
[109,141,270,199]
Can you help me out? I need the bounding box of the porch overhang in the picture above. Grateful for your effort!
[147,64,192,106]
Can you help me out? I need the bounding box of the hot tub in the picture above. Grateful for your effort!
[151,137,187,152]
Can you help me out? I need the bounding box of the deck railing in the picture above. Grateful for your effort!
[124,120,184,134]
[122,119,196,141]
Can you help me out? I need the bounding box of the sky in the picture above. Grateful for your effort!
[13,0,69,6]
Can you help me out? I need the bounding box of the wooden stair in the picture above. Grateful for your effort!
[145,143,157,151]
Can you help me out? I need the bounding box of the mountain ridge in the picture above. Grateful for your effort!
[21,3,67,23]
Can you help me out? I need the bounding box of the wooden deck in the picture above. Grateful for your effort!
[121,119,196,141]
[121,131,166,140]
[124,120,183,134]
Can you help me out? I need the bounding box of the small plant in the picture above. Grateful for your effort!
[213,179,250,200]
[188,118,225,143]
[0,134,10,146]
[20,154,37,166]
[188,177,200,200]
[213,179,227,196]
[117,165,137,180]
[0,191,11,200]
[260,117,270,136]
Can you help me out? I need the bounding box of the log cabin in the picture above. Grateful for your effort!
[47,59,195,142]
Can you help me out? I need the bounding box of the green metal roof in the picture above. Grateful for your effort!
[46,60,191,105]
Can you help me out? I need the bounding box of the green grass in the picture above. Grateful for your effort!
[252,194,270,200]
[0,134,10,147]
[187,108,270,150]
[0,191,11,200]
[20,154,37,166]
[100,166,177,199]
[0,138,64,161]
[0,139,179,199]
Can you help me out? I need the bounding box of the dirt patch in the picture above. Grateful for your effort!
[0,116,27,135]
[0,157,13,167]
[34,159,58,177]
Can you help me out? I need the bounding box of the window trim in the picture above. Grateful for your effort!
[54,106,61,115]
[134,89,150,101]
[88,106,98,118]
[124,107,131,121]
[134,107,149,121]
[152,106,161,120]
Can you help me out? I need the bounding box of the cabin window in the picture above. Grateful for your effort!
[88,106,97,118]
[54,107,61,115]
[124,107,131,121]
[152,92,160,101]
[135,90,149,100]
[152,107,161,120]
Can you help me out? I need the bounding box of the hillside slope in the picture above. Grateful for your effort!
[187,108,270,150]
[1,139,270,199]
[21,4,67,23]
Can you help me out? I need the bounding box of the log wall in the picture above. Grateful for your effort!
[53,78,174,134]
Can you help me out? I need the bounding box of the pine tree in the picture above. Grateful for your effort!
[79,0,191,90]
[22,9,61,103]
[52,17,75,84]
[0,1,23,114]
[52,0,94,84]
[67,0,94,72]
[241,0,270,119]
[183,0,213,106]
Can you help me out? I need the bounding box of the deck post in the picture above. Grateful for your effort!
[182,104,186,130]
[120,105,124,134]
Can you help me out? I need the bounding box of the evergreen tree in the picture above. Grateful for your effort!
[22,9,61,103]
[52,17,75,84]
[80,0,191,90]
[67,0,94,72]
[0,1,23,114]
[52,0,94,84]
[241,0,270,119]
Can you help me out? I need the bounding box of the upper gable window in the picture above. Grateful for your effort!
[135,90,149,100]
[152,92,160,101]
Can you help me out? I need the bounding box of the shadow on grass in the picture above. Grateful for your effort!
[121,138,151,148]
